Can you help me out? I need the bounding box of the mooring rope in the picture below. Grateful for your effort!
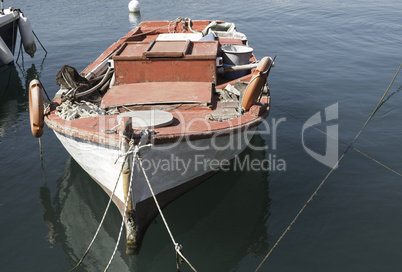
[32,29,47,54]
[38,138,47,181]
[274,89,402,178]
[307,118,402,177]
[104,140,139,271]
[69,142,132,272]
[104,130,152,271]
[254,63,402,272]
[137,155,198,272]
[353,148,402,177]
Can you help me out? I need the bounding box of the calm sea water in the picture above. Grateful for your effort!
[1,0,402,271]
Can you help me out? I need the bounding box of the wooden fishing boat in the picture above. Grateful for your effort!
[31,18,274,254]
[0,2,36,66]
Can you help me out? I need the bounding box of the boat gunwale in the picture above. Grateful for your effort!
[45,98,270,148]
[0,9,20,28]
[47,19,271,148]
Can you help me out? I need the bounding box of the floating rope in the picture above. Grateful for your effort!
[254,63,402,272]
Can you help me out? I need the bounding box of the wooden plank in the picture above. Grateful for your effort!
[101,81,212,108]
[143,40,190,58]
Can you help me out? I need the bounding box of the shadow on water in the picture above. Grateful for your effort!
[38,133,271,271]
[0,64,39,136]
[155,132,272,271]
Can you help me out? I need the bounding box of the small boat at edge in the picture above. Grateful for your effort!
[0,1,36,67]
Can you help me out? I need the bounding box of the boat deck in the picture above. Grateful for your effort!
[46,19,271,147]
[100,81,213,108]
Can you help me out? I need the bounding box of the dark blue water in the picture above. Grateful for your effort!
[1,0,402,271]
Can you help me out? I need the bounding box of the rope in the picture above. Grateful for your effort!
[104,141,138,271]
[104,131,150,270]
[137,156,198,272]
[304,114,402,177]
[311,124,402,177]
[353,64,402,142]
[69,145,133,272]
[168,17,184,34]
[55,100,117,120]
[273,83,402,178]
[74,67,114,98]
[126,17,183,36]
[32,29,47,54]
[185,18,199,33]
[353,148,402,177]
[254,63,402,272]
[36,76,51,102]
[38,138,48,182]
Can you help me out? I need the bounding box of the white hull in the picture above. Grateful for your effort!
[54,127,256,213]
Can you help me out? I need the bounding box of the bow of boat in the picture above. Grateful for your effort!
[41,18,274,254]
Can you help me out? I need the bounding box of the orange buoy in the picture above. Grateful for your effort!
[29,79,44,138]
[241,57,273,111]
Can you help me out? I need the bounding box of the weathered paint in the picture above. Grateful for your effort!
[100,81,213,108]
[45,19,273,254]
[113,41,218,85]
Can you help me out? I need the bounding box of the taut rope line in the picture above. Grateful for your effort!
[138,156,198,272]
[273,85,402,177]
[69,128,128,272]
[254,63,402,272]
[104,140,139,271]
[309,122,402,177]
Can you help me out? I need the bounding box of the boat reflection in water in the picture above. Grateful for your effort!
[39,158,129,271]
[0,64,37,136]
[39,133,271,271]
[128,12,141,29]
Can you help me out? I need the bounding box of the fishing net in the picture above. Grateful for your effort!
[56,65,101,102]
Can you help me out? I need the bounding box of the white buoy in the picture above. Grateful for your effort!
[18,13,36,58]
[128,0,140,13]
[0,36,14,65]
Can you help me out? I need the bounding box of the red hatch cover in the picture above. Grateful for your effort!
[144,40,191,58]
[100,81,212,108]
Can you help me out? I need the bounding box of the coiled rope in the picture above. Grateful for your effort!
[254,63,402,272]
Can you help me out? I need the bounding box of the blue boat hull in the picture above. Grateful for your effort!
[0,19,19,67]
